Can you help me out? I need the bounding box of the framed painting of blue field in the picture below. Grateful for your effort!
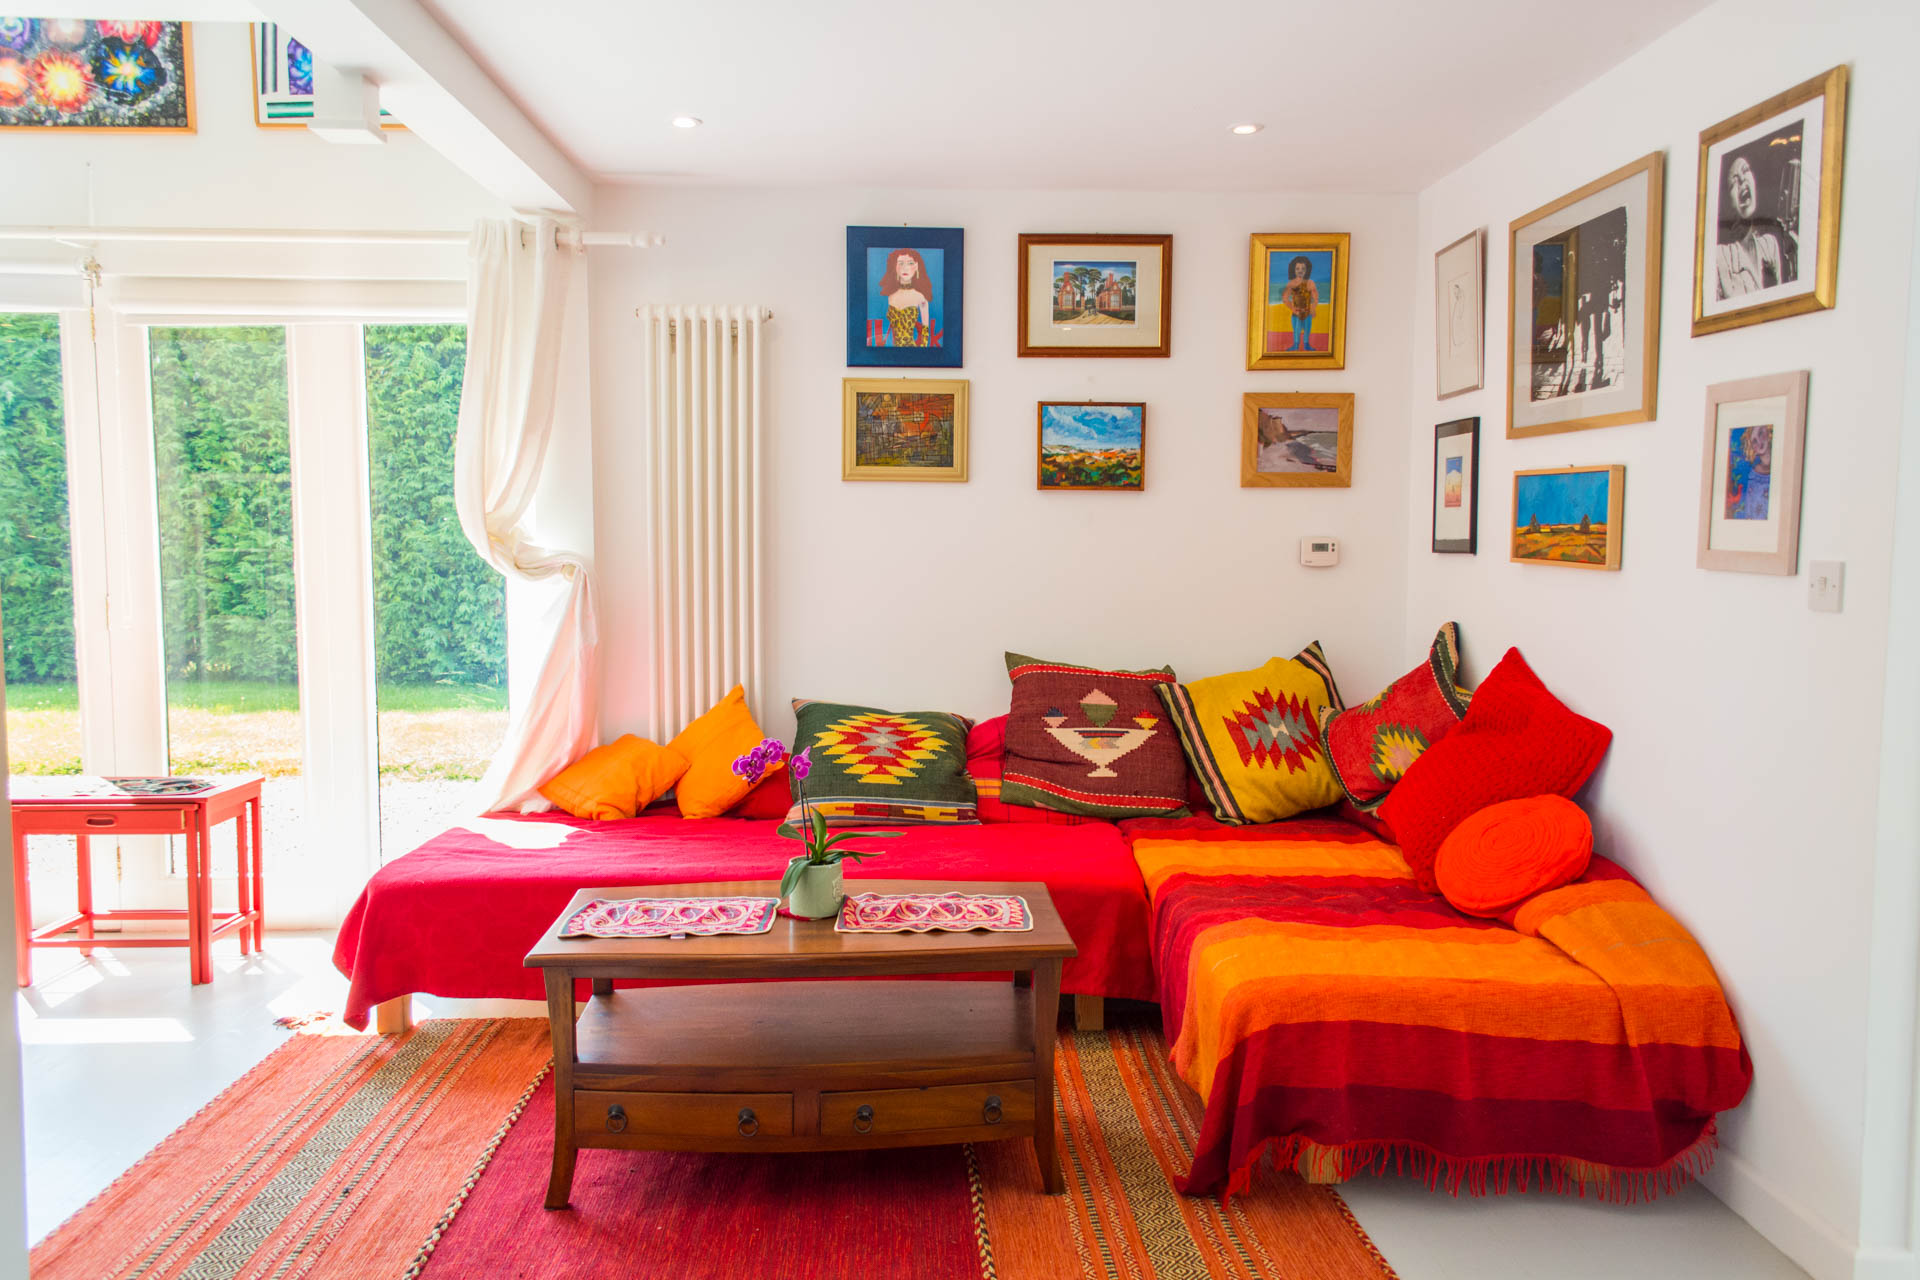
[1512,465,1625,570]
[845,226,964,368]
[1037,402,1144,491]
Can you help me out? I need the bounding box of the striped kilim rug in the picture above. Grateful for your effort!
[32,1012,1397,1280]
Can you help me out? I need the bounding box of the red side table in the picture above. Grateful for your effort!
[9,774,264,986]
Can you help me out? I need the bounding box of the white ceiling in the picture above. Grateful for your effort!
[420,0,1711,193]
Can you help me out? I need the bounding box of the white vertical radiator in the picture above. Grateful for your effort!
[639,304,768,738]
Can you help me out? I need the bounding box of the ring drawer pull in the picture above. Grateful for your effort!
[737,1107,759,1138]
[983,1095,1003,1125]
[85,816,115,827]
[605,1104,627,1133]
[853,1104,874,1134]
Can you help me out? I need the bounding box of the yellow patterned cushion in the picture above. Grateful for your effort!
[1156,642,1346,824]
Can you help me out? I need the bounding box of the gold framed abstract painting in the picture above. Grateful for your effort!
[841,378,969,482]
[1247,232,1349,370]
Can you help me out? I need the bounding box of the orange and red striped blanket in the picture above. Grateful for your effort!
[1124,815,1751,1199]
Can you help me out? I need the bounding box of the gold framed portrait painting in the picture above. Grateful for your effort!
[1241,393,1353,488]
[1692,66,1847,336]
[1247,233,1348,370]
[842,378,969,482]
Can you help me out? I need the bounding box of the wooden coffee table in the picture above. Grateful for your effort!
[524,879,1077,1209]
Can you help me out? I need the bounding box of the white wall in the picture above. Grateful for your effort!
[1401,3,1920,1276]
[589,186,1417,743]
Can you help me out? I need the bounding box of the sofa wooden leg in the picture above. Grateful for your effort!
[1073,995,1104,1032]
[375,995,413,1035]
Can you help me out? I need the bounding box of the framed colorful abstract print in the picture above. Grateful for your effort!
[1432,417,1479,554]
[1037,402,1144,491]
[0,20,194,131]
[1241,393,1353,489]
[1697,371,1808,575]
[842,378,968,482]
[1507,153,1664,439]
[1512,465,1625,570]
[1692,66,1847,336]
[1247,232,1348,370]
[1434,229,1484,398]
[1017,234,1171,358]
[250,23,400,128]
[845,226,963,368]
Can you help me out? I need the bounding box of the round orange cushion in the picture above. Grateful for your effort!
[1434,795,1592,917]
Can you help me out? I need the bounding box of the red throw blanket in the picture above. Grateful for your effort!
[1125,815,1751,1199]
[334,811,1155,1028]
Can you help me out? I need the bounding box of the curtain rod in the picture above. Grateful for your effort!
[0,226,663,248]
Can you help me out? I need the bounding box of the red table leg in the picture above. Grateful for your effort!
[75,833,95,957]
[234,805,253,957]
[12,821,31,988]
[249,795,265,951]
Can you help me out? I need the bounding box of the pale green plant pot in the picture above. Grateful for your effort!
[785,857,845,920]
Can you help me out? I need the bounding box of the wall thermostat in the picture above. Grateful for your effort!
[1300,537,1340,568]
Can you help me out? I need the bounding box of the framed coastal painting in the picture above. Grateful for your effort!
[1512,465,1625,570]
[1432,417,1480,554]
[0,20,194,131]
[1698,371,1808,574]
[1508,152,1664,438]
[1693,66,1847,336]
[1247,232,1348,370]
[251,23,400,128]
[842,378,968,482]
[1037,402,1144,491]
[1241,393,1353,488]
[1017,233,1171,358]
[845,226,963,368]
[1434,229,1484,398]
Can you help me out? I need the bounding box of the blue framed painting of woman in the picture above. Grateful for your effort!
[846,226,964,368]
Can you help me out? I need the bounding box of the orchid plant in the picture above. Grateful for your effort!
[731,737,897,900]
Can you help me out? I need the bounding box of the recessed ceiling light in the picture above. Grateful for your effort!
[1231,123,1264,135]
[672,115,702,129]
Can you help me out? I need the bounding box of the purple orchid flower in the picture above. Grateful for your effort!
[730,736,790,786]
[791,747,811,784]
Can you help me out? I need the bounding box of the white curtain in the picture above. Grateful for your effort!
[454,216,598,813]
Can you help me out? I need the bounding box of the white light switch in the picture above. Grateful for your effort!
[1809,560,1844,613]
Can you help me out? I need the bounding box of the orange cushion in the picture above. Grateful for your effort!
[1434,794,1592,917]
[668,685,784,820]
[539,734,688,820]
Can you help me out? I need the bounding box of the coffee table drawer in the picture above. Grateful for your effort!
[575,1090,793,1141]
[822,1080,1035,1136]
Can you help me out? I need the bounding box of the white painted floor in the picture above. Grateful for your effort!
[17,936,1809,1278]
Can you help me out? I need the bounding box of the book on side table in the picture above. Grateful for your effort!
[524,878,1078,1209]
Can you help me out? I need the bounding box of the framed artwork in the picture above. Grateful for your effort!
[1432,417,1480,554]
[0,20,193,132]
[251,23,400,129]
[841,378,968,482]
[845,226,963,368]
[1698,371,1808,574]
[1512,466,1625,570]
[1693,66,1847,336]
[1241,393,1353,489]
[1434,229,1484,398]
[1246,232,1349,370]
[1507,152,1664,439]
[1017,234,1171,358]
[1037,402,1144,491]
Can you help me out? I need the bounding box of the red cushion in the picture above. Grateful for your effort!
[1434,795,1592,916]
[967,716,1099,826]
[1319,623,1470,811]
[1379,648,1610,892]
[727,773,792,820]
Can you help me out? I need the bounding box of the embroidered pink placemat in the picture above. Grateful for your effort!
[835,892,1033,934]
[559,896,779,939]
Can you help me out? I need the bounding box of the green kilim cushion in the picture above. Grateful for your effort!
[785,699,979,827]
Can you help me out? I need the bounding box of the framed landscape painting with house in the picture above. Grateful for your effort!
[842,378,969,482]
[1017,234,1171,357]
[1241,393,1353,488]
[1512,465,1624,570]
[845,226,963,368]
[1247,233,1349,370]
[1037,402,1144,491]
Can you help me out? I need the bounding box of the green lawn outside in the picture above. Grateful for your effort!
[5,679,506,714]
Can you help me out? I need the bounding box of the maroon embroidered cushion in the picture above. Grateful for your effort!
[998,653,1189,819]
[1318,623,1472,813]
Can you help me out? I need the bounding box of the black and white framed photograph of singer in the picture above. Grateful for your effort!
[1507,152,1664,439]
[1693,65,1847,337]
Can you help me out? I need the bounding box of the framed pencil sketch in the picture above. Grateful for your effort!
[1241,393,1353,488]
[1432,417,1480,554]
[1693,66,1847,336]
[841,378,969,482]
[1037,402,1144,491]
[1512,465,1625,570]
[1507,152,1664,439]
[1017,233,1171,358]
[1434,229,1484,398]
[1246,232,1348,370]
[1698,371,1808,574]
[845,225,963,368]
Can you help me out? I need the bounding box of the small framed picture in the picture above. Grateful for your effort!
[1698,371,1808,574]
[1247,233,1349,370]
[1017,234,1171,358]
[1434,230,1484,398]
[1432,418,1480,554]
[842,378,968,482]
[1508,152,1664,438]
[1037,402,1144,491]
[845,226,964,368]
[251,23,400,129]
[1693,66,1847,336]
[1241,393,1353,488]
[1512,465,1625,570]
